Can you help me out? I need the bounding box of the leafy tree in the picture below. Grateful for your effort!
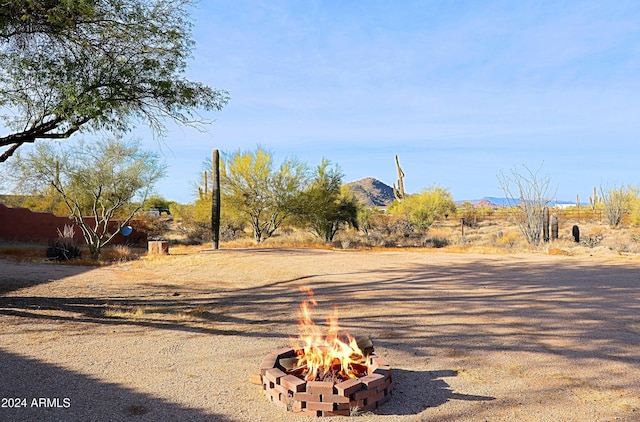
[0,0,229,162]
[295,160,359,242]
[9,137,166,258]
[600,185,632,228]
[144,195,173,214]
[389,186,457,231]
[458,200,480,227]
[221,147,308,243]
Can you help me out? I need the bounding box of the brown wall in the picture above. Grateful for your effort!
[0,204,134,245]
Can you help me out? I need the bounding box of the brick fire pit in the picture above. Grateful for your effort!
[260,347,392,417]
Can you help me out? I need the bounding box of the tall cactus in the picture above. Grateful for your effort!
[589,186,598,218]
[392,154,405,202]
[543,206,550,242]
[551,213,558,240]
[211,149,221,250]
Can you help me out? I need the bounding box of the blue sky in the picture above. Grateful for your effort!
[8,1,640,204]
[142,0,640,204]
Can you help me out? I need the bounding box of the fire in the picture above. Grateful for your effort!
[289,288,368,382]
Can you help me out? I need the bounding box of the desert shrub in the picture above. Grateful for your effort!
[46,241,81,260]
[131,214,171,240]
[390,218,415,238]
[46,225,81,260]
[581,234,603,248]
[458,201,480,228]
[495,231,519,248]
[424,236,450,248]
[100,245,140,262]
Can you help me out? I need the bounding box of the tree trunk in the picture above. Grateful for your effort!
[211,148,221,249]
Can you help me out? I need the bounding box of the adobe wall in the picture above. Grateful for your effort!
[0,204,131,244]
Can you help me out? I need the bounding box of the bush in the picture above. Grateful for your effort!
[46,240,81,260]
[46,224,82,260]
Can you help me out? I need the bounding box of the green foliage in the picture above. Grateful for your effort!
[9,137,166,258]
[0,0,229,162]
[458,201,480,228]
[294,160,359,242]
[388,186,457,231]
[600,185,634,228]
[220,146,308,243]
[144,195,173,214]
[627,187,640,226]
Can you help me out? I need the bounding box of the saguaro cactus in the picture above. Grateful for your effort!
[543,206,550,242]
[211,149,221,250]
[393,154,405,202]
[551,213,558,240]
[589,186,598,219]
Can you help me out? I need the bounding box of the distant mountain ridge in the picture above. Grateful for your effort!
[345,180,580,209]
[346,177,395,207]
[460,197,582,208]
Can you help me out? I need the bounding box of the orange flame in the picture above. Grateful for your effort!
[290,288,367,382]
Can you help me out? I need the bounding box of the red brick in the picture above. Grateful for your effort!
[322,409,351,416]
[307,380,334,394]
[293,392,319,402]
[321,394,350,404]
[370,355,389,367]
[372,367,392,380]
[275,383,290,396]
[359,373,386,389]
[260,353,278,375]
[280,374,306,392]
[375,378,392,393]
[377,391,392,406]
[276,347,295,359]
[336,402,352,411]
[301,409,320,417]
[353,387,379,402]
[306,401,334,411]
[265,367,287,384]
[351,399,365,409]
[335,378,362,396]
[291,401,304,412]
[362,399,378,411]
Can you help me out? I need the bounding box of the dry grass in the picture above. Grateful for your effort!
[3,215,640,262]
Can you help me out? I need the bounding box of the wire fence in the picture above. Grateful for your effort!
[469,208,605,221]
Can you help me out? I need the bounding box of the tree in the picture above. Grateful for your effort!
[600,185,630,228]
[0,0,229,162]
[296,160,359,242]
[497,164,555,246]
[9,137,166,258]
[388,186,457,231]
[221,147,308,243]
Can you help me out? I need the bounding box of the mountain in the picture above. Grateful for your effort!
[459,197,583,208]
[346,177,395,207]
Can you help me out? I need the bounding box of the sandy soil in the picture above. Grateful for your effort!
[1,248,639,421]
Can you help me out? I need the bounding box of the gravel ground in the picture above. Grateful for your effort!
[1,248,639,421]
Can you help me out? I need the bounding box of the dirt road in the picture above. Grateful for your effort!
[1,249,639,421]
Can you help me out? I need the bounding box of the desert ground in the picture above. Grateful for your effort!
[1,246,639,421]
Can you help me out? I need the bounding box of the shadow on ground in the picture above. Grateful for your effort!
[374,369,495,416]
[0,349,230,422]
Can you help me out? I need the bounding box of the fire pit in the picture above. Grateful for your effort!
[258,289,392,416]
